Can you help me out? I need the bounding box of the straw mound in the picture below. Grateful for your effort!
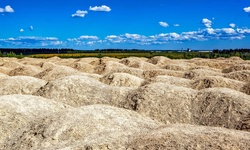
[164,63,188,71]
[78,57,101,66]
[237,113,250,132]
[143,69,184,79]
[100,73,144,87]
[184,68,224,79]
[192,88,250,130]
[192,76,243,91]
[46,56,61,62]
[0,73,8,78]
[69,61,95,73]
[224,70,250,82]
[126,124,250,150]
[36,75,134,108]
[113,67,144,78]
[5,105,161,150]
[100,57,121,63]
[8,65,42,76]
[18,57,45,66]
[190,65,222,73]
[125,82,197,124]
[241,82,250,95]
[0,76,47,95]
[190,59,233,69]
[0,94,69,148]
[120,57,157,70]
[94,61,127,75]
[38,62,57,69]
[0,66,11,74]
[94,60,145,78]
[147,56,172,66]
[34,65,84,81]
[54,58,77,66]
[222,64,250,73]
[1,57,250,149]
[0,60,23,69]
[143,75,191,88]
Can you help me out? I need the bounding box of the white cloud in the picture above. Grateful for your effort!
[206,28,215,34]
[89,5,111,12]
[0,5,14,13]
[243,6,250,13]
[79,35,99,40]
[173,24,180,27]
[72,10,88,18]
[5,5,14,13]
[159,21,169,27]
[221,28,236,34]
[29,26,34,31]
[229,23,236,28]
[202,18,212,28]
[20,29,24,32]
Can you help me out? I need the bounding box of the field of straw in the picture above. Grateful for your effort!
[0,56,250,149]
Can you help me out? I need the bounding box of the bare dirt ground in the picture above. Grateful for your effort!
[0,56,250,149]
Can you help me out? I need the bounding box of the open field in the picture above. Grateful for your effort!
[0,56,250,149]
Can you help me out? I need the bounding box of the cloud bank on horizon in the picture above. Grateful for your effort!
[0,0,250,50]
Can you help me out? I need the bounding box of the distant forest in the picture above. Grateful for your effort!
[0,48,250,55]
[0,48,250,59]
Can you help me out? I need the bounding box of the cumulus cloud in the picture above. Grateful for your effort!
[89,5,111,12]
[0,36,63,47]
[79,35,99,40]
[104,26,250,46]
[202,18,212,28]
[20,29,24,33]
[243,6,250,13]
[72,10,88,18]
[0,5,14,13]
[68,35,99,46]
[159,21,169,27]
[174,24,180,27]
[229,23,236,28]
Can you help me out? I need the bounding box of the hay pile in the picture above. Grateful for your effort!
[192,76,244,91]
[192,88,250,130]
[125,82,197,124]
[78,57,101,66]
[184,68,224,79]
[0,76,47,95]
[4,105,161,150]
[190,58,234,69]
[241,82,250,95]
[126,124,250,149]
[164,63,188,71]
[224,70,250,82]
[69,61,95,73]
[222,64,250,73]
[143,69,185,79]
[143,75,191,88]
[0,94,69,148]
[1,56,250,149]
[34,65,84,81]
[100,72,144,87]
[94,61,127,75]
[120,57,157,70]
[147,56,172,67]
[8,65,42,76]
[36,75,134,108]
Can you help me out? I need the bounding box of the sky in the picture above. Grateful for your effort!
[0,0,250,50]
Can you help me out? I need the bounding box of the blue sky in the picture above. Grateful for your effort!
[0,0,250,50]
